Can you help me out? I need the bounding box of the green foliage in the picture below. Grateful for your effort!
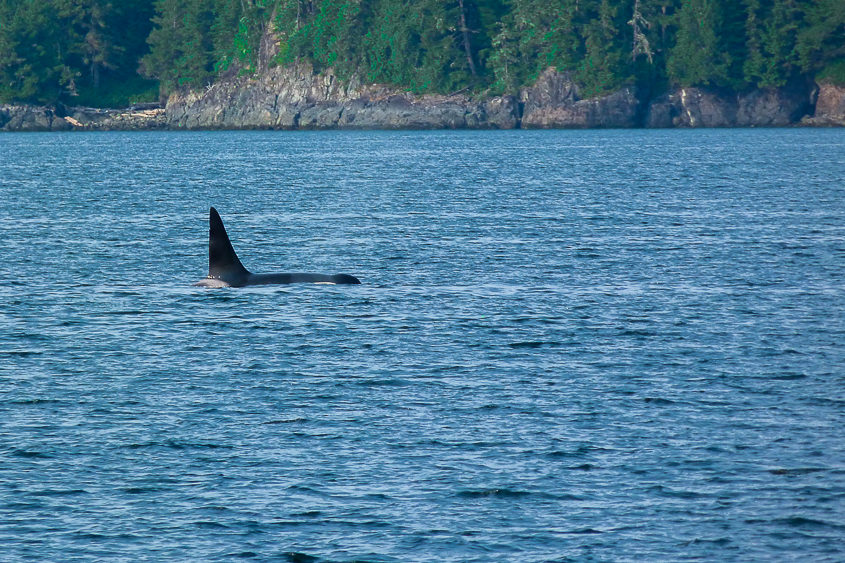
[817,59,845,86]
[142,0,269,92]
[796,0,845,81]
[1,0,842,106]
[667,0,728,87]
[0,1,74,103]
[744,0,803,88]
[73,75,159,107]
[0,0,156,106]
[299,0,365,76]
[574,0,629,97]
[486,0,636,96]
[358,1,471,92]
[142,0,213,90]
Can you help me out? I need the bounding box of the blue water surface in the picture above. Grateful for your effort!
[0,129,843,561]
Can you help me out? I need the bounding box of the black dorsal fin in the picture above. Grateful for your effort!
[208,207,250,281]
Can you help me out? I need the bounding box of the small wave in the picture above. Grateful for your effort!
[9,398,65,405]
[771,372,807,380]
[643,397,676,405]
[29,488,87,497]
[570,463,595,471]
[619,329,656,337]
[121,487,169,494]
[566,528,603,534]
[98,310,152,316]
[545,444,611,459]
[355,378,409,387]
[263,417,308,425]
[291,510,323,518]
[430,364,467,373]
[508,341,560,349]
[282,553,320,563]
[686,537,731,546]
[775,516,845,530]
[768,467,827,476]
[125,440,233,450]
[194,521,230,529]
[11,449,52,459]
[0,349,45,357]
[457,488,531,499]
[648,485,705,499]
[806,397,845,407]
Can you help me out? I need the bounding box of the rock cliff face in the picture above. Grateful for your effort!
[0,105,72,131]
[164,65,824,130]
[1,68,842,132]
[164,65,642,130]
[519,68,640,128]
[802,82,845,126]
[165,63,519,130]
[0,104,165,131]
[646,82,814,127]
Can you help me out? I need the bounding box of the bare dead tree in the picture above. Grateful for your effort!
[629,0,653,63]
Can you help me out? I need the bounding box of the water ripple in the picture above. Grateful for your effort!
[0,129,842,561]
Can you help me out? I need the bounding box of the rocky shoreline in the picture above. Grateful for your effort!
[0,103,167,132]
[2,66,843,132]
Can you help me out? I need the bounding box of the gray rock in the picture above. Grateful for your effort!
[299,103,344,128]
[0,104,165,131]
[647,88,734,127]
[0,105,55,131]
[484,96,519,129]
[0,63,833,132]
[519,68,640,128]
[802,82,845,126]
[163,63,519,130]
[737,85,811,126]
[646,83,813,128]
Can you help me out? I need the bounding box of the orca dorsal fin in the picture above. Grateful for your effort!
[208,207,250,282]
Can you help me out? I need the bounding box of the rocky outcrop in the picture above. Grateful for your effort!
[0,103,165,131]
[519,68,640,128]
[646,83,814,127]
[167,66,645,130]
[0,105,72,131]
[1,67,841,132]
[66,105,167,130]
[801,82,845,126]
[165,63,519,130]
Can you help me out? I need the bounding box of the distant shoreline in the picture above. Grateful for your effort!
[3,69,844,132]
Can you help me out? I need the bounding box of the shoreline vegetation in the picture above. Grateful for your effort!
[1,0,843,131]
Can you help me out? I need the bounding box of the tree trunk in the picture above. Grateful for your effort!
[457,0,477,76]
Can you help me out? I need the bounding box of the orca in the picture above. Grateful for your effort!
[194,207,361,287]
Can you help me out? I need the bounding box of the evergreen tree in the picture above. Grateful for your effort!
[575,0,629,96]
[471,0,508,81]
[143,0,215,90]
[796,0,845,83]
[666,0,728,87]
[0,1,78,103]
[744,0,803,88]
[1,0,841,106]
[489,0,581,91]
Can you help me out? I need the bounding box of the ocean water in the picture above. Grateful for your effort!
[0,129,843,562]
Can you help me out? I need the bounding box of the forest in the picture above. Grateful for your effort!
[0,0,843,107]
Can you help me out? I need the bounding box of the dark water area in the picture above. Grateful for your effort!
[1,129,843,561]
